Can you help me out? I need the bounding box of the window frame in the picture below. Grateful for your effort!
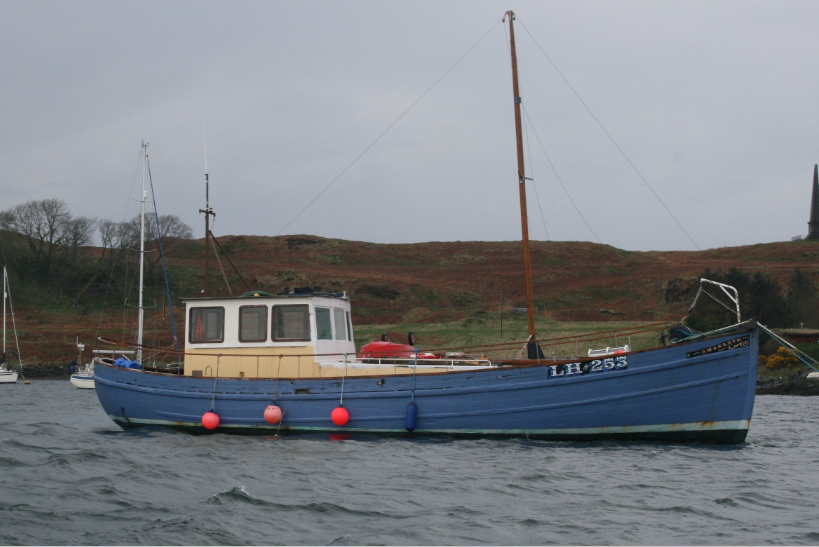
[315,306,333,341]
[271,304,311,342]
[333,307,347,341]
[188,306,225,344]
[238,305,268,343]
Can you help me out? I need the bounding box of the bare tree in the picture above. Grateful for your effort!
[122,213,193,268]
[71,218,127,308]
[0,198,72,269]
[61,216,96,263]
[1,197,194,308]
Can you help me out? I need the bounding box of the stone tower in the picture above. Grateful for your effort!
[809,164,819,240]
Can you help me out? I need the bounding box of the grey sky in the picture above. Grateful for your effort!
[1,1,817,251]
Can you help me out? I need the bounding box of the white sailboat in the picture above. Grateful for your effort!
[1,266,22,384]
[70,339,94,388]
[71,340,136,389]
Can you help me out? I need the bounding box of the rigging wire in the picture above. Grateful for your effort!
[146,156,180,350]
[522,109,550,241]
[523,106,602,244]
[92,148,144,352]
[517,18,699,250]
[275,19,503,236]
[700,288,740,316]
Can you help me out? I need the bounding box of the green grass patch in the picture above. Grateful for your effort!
[353,314,665,360]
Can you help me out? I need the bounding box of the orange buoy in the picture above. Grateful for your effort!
[202,411,220,430]
[331,406,349,426]
[264,405,283,424]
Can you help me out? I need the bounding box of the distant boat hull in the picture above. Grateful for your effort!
[94,326,758,444]
[0,370,18,384]
[70,373,95,389]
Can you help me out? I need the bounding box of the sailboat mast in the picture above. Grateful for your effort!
[506,10,536,338]
[2,267,6,357]
[137,142,148,364]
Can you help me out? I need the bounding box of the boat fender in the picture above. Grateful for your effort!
[408,331,416,346]
[264,405,283,424]
[406,402,417,432]
[331,406,349,426]
[202,411,220,430]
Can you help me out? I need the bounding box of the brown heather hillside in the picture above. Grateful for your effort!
[9,235,819,363]
[175,235,819,322]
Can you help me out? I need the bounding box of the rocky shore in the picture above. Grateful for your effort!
[756,369,819,395]
[9,362,74,379]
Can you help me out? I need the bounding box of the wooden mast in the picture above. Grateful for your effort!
[505,10,536,338]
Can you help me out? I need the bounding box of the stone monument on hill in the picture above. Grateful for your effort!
[809,164,819,240]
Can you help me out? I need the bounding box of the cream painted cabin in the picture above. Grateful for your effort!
[184,293,357,379]
[183,293,490,379]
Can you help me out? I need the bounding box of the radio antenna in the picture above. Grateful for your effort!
[198,114,215,295]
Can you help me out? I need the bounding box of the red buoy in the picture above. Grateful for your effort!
[202,411,220,430]
[331,406,349,426]
[264,405,283,424]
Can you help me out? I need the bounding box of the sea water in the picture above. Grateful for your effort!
[1,380,818,545]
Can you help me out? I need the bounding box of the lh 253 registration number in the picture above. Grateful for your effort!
[547,355,628,379]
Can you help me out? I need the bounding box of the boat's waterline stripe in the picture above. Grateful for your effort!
[108,415,749,435]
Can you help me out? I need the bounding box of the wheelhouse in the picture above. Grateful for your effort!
[182,292,355,378]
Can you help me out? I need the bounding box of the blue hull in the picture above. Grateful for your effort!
[94,327,758,443]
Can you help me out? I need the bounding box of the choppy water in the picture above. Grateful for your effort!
[1,381,819,545]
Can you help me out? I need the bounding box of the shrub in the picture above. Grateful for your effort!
[764,347,800,369]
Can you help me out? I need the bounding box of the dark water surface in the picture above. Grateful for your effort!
[1,381,818,545]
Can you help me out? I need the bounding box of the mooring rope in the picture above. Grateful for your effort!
[339,352,348,405]
[209,354,221,411]
[758,323,819,374]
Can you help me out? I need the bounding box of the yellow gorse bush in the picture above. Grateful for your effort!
[764,347,801,369]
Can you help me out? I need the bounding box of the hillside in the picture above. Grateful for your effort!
[5,234,819,363]
[172,235,819,323]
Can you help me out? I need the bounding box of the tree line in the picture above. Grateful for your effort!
[0,198,194,309]
[686,267,819,332]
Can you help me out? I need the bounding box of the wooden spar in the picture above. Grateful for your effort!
[506,10,536,338]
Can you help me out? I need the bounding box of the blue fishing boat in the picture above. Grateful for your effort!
[93,12,758,443]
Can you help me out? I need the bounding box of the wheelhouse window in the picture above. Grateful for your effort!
[189,307,224,343]
[239,305,267,342]
[272,305,310,341]
[315,307,332,340]
[345,311,353,341]
[333,308,347,340]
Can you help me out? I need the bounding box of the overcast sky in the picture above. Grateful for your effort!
[1,1,817,251]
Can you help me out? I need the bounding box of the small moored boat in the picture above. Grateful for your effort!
[70,340,137,390]
[1,266,23,384]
